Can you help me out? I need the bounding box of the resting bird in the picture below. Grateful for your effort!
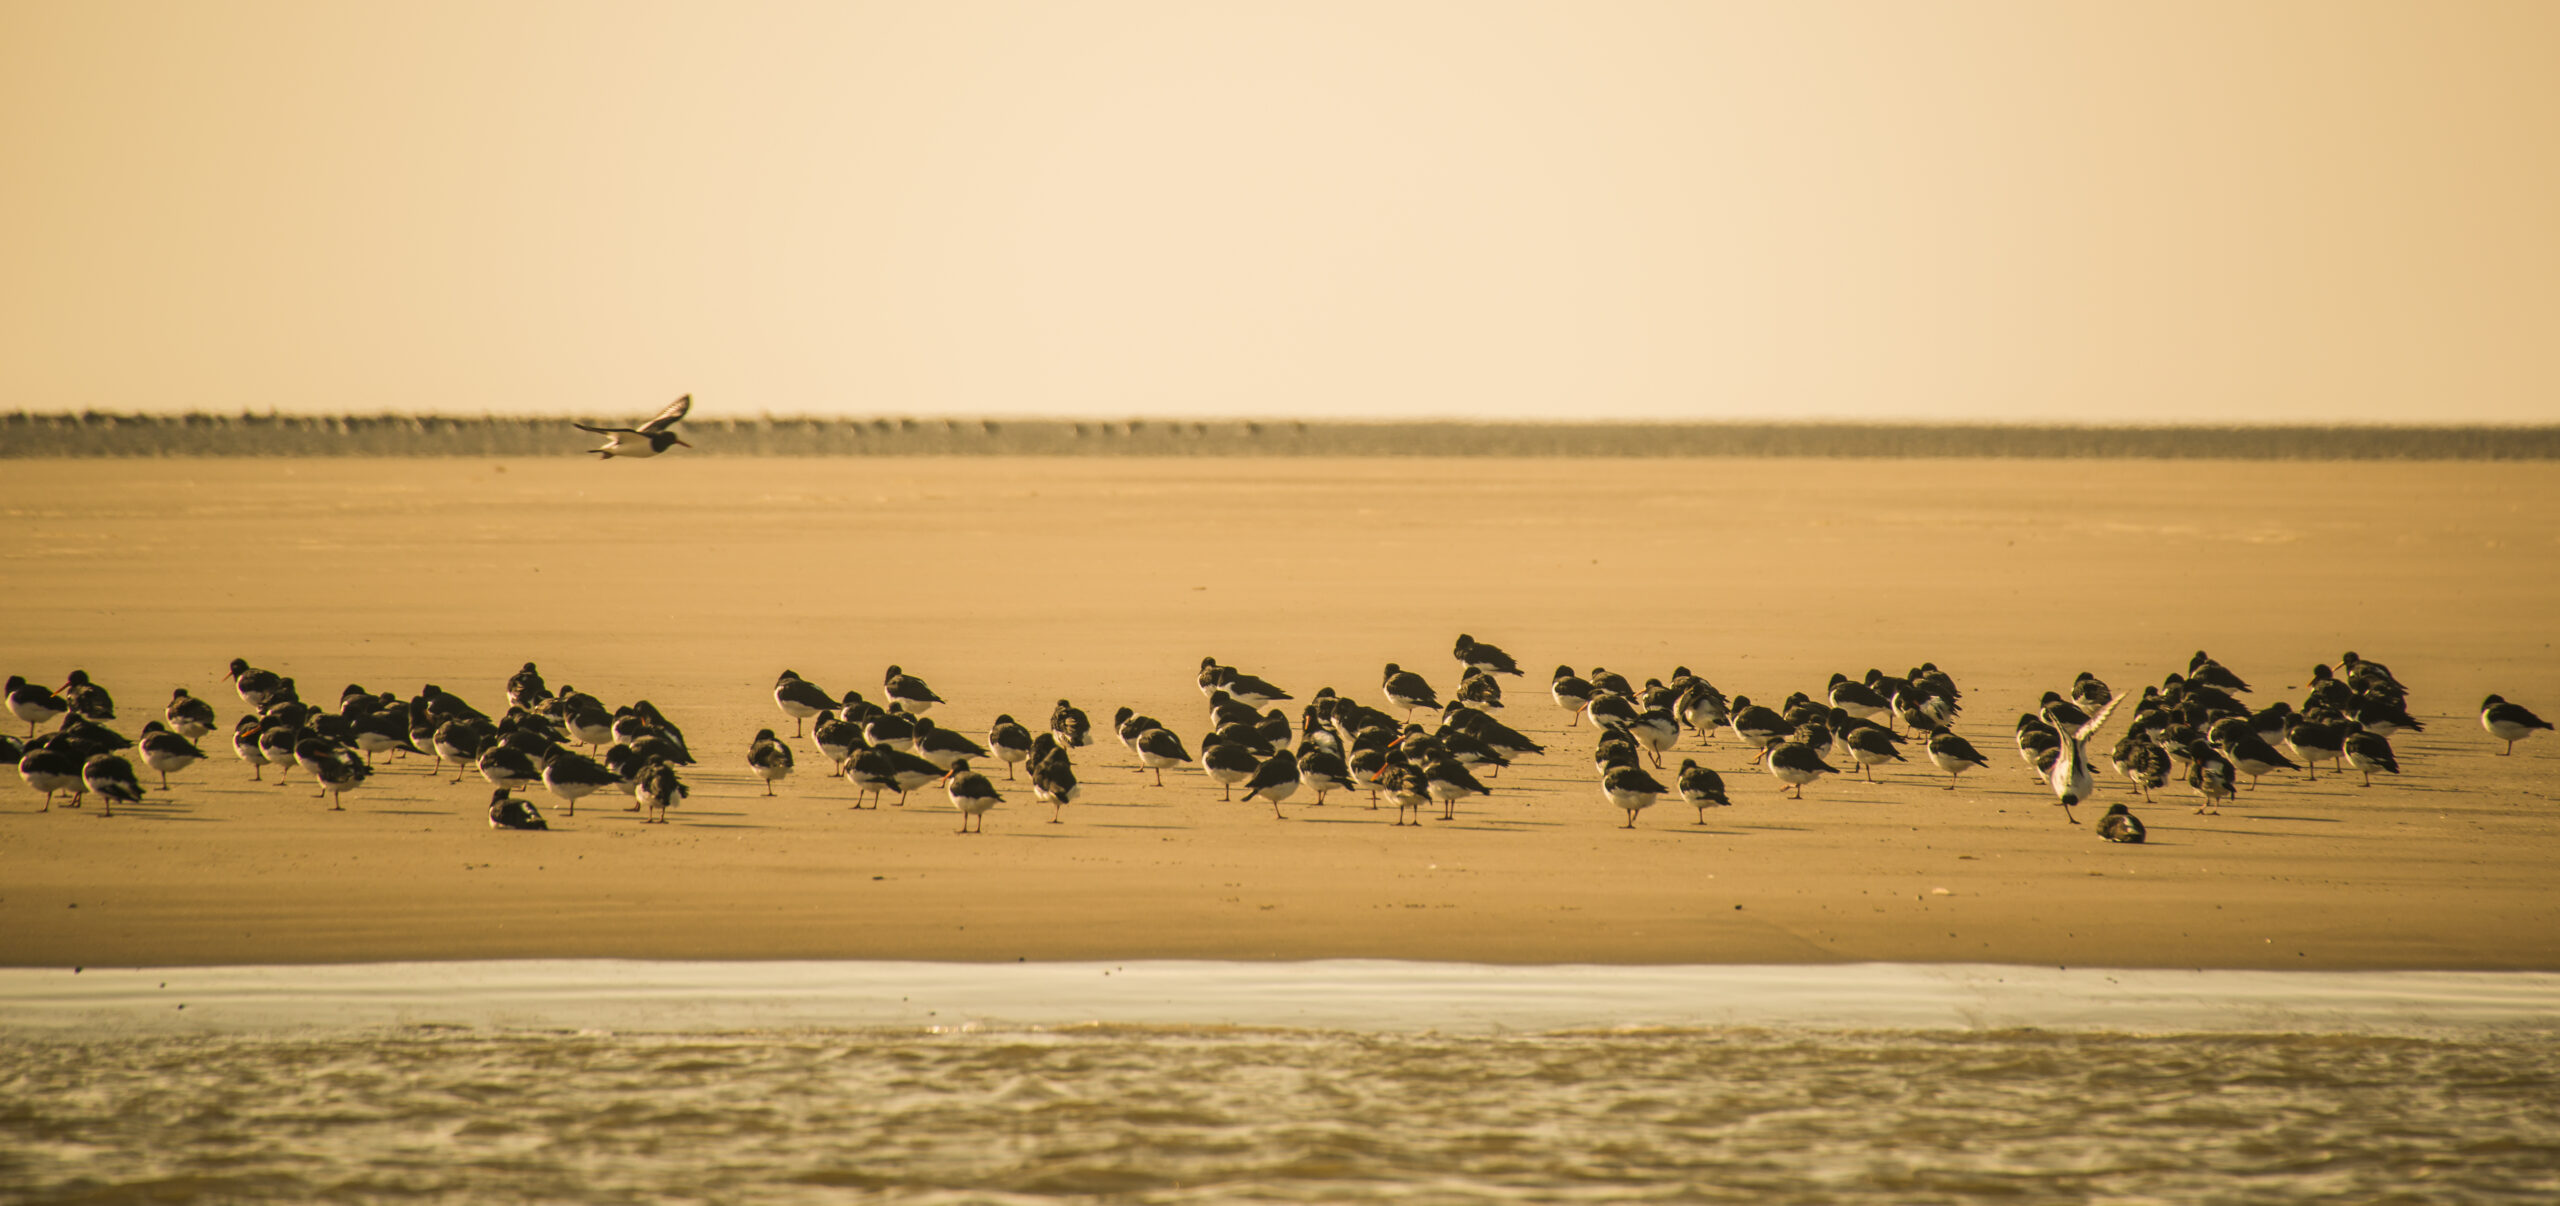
[575,394,693,458]
[1674,759,1729,822]
[489,788,549,830]
[2480,695,2553,756]
[2096,802,2146,843]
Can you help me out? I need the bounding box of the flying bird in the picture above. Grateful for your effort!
[575,394,694,459]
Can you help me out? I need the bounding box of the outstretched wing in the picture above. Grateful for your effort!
[637,394,692,434]
[2074,688,2128,742]
[572,421,634,436]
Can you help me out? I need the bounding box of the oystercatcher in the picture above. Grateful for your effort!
[909,718,990,771]
[2480,695,2553,755]
[6,677,67,736]
[1199,740,1260,801]
[773,670,836,737]
[637,760,688,822]
[941,758,1002,833]
[2344,730,2400,786]
[1133,727,1191,787]
[1381,664,1439,717]
[81,753,144,816]
[19,745,83,809]
[882,666,943,715]
[296,738,371,809]
[505,662,549,709]
[1549,666,1594,723]
[1240,748,1301,818]
[2096,802,2146,843]
[1049,699,1093,748]
[488,789,549,830]
[575,393,693,458]
[1765,738,1835,799]
[136,721,206,789]
[1453,633,1524,676]
[747,728,795,795]
[1925,730,1989,789]
[1674,759,1729,822]
[164,689,218,740]
[1601,764,1666,827]
[541,747,621,813]
[59,670,114,720]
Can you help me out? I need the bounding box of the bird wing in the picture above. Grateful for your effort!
[573,422,638,436]
[2074,689,2129,742]
[637,394,693,434]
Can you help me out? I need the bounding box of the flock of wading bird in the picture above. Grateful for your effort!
[8,636,2553,840]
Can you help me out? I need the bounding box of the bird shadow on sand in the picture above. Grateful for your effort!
[2237,814,2343,824]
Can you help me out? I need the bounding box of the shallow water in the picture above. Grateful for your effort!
[6,1026,2558,1203]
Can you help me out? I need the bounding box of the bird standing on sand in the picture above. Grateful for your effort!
[2343,730,2400,787]
[1550,667,1595,725]
[1381,664,1439,718]
[540,747,620,813]
[295,737,371,809]
[137,721,205,789]
[986,715,1034,778]
[883,666,943,715]
[575,394,693,458]
[60,670,115,720]
[1133,727,1191,787]
[637,760,687,823]
[1027,735,1080,823]
[6,677,68,736]
[942,758,1002,833]
[81,753,143,817]
[773,670,836,737]
[1453,633,1524,677]
[1240,748,1301,819]
[20,745,84,809]
[165,689,218,740]
[1674,759,1728,823]
[1925,730,1989,789]
[2480,695,2553,755]
[1199,740,1261,801]
[1602,764,1666,827]
[1765,739,1836,800]
[747,728,795,795]
[1049,700,1093,749]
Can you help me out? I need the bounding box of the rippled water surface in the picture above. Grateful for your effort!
[5,1027,2557,1203]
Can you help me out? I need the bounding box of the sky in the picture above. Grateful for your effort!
[4,1,2556,423]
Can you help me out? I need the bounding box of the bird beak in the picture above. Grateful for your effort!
[671,436,692,448]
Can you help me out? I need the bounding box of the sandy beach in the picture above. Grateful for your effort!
[3,456,2555,971]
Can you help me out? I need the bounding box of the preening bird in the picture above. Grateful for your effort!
[575,394,693,458]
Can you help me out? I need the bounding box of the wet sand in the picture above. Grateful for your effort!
[2,456,2556,971]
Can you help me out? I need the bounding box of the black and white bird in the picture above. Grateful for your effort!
[224,658,285,708]
[2185,739,2236,814]
[2282,716,2350,779]
[1028,737,1080,823]
[2043,691,2128,824]
[293,738,370,810]
[810,710,863,772]
[1378,763,1431,826]
[1199,740,1261,801]
[1601,765,1666,828]
[59,670,115,720]
[2343,730,2400,787]
[1420,756,1491,819]
[2480,695,2553,755]
[505,662,550,710]
[773,670,837,737]
[1925,730,1990,790]
[986,715,1034,778]
[1456,666,1505,709]
[637,760,688,823]
[575,393,693,458]
[136,721,206,789]
[1624,707,1680,768]
[845,740,943,808]
[1453,633,1524,677]
[6,676,68,736]
[942,758,1002,833]
[747,728,795,795]
[164,688,219,741]
[2096,802,2146,844]
[81,752,144,816]
[1826,674,1891,723]
[1133,727,1192,788]
[2109,733,2171,803]
[1381,664,1440,717]
[1840,724,1905,782]
[1049,699,1093,749]
[1240,748,1301,819]
[20,745,84,809]
[882,666,944,715]
[1765,739,1836,800]
[1549,667,1595,724]
[2209,720,2299,789]
[2069,672,2112,714]
[1295,745,1355,806]
[1675,759,1729,823]
[488,788,549,830]
[540,747,621,813]
[909,718,990,772]
[1726,697,1791,762]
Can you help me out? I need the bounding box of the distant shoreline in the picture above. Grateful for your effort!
[7,412,2557,458]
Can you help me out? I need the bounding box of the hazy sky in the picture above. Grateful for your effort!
[5,1,2556,422]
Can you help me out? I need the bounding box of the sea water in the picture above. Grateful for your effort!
[5,962,2557,1203]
